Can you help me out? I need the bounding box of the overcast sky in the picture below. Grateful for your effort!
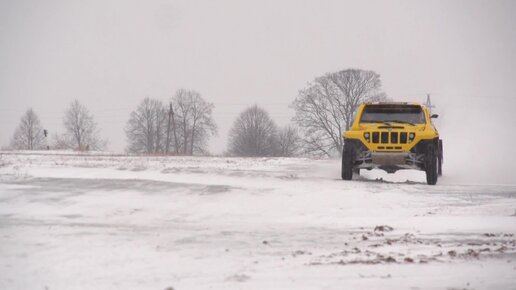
[1,0,515,168]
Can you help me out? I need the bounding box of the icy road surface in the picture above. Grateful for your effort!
[1,152,515,290]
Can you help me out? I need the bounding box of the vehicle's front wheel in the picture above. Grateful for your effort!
[438,139,443,176]
[425,143,438,185]
[341,144,354,180]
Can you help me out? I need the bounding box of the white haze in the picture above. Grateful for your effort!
[1,0,515,184]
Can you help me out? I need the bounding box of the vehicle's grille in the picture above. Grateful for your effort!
[381,132,388,143]
[400,132,407,143]
[390,132,398,143]
[372,132,379,143]
[368,131,410,145]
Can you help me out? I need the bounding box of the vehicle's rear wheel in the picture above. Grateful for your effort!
[341,144,354,180]
[425,143,438,185]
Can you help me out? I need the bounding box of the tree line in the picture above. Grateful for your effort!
[125,89,217,155]
[10,100,106,152]
[8,69,387,157]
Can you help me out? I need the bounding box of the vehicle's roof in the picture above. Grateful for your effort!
[364,101,422,106]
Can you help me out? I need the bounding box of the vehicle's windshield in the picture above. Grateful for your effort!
[360,104,425,124]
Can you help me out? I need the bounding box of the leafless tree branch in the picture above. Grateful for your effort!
[292,69,387,157]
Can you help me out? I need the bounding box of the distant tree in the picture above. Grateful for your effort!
[126,91,216,155]
[125,98,168,154]
[10,108,46,150]
[62,100,106,151]
[172,89,217,155]
[276,125,302,157]
[292,68,387,157]
[227,105,279,157]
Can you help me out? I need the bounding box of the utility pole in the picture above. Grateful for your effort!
[425,94,435,115]
[43,129,49,150]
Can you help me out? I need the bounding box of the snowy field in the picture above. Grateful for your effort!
[1,151,515,290]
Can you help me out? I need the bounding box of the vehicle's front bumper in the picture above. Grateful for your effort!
[355,151,424,171]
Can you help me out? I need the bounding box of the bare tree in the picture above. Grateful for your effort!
[292,69,387,157]
[63,100,106,151]
[171,89,217,155]
[126,91,216,156]
[10,108,46,150]
[125,98,167,154]
[227,105,279,157]
[276,125,302,157]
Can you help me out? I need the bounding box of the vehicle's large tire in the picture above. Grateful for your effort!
[425,143,438,185]
[341,144,354,180]
[438,139,443,176]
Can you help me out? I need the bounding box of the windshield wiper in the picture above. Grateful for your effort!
[383,120,415,126]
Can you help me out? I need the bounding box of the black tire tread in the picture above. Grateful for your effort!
[438,139,443,176]
[341,143,354,180]
[426,143,438,185]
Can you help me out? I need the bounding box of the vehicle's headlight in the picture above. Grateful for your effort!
[409,133,415,141]
[363,132,371,143]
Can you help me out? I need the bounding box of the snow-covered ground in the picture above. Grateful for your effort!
[0,152,515,290]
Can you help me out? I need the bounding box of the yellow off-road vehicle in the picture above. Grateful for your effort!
[341,102,443,185]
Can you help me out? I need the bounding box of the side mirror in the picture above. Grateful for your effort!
[431,114,439,119]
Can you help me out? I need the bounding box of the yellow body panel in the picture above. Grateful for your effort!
[343,102,439,152]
